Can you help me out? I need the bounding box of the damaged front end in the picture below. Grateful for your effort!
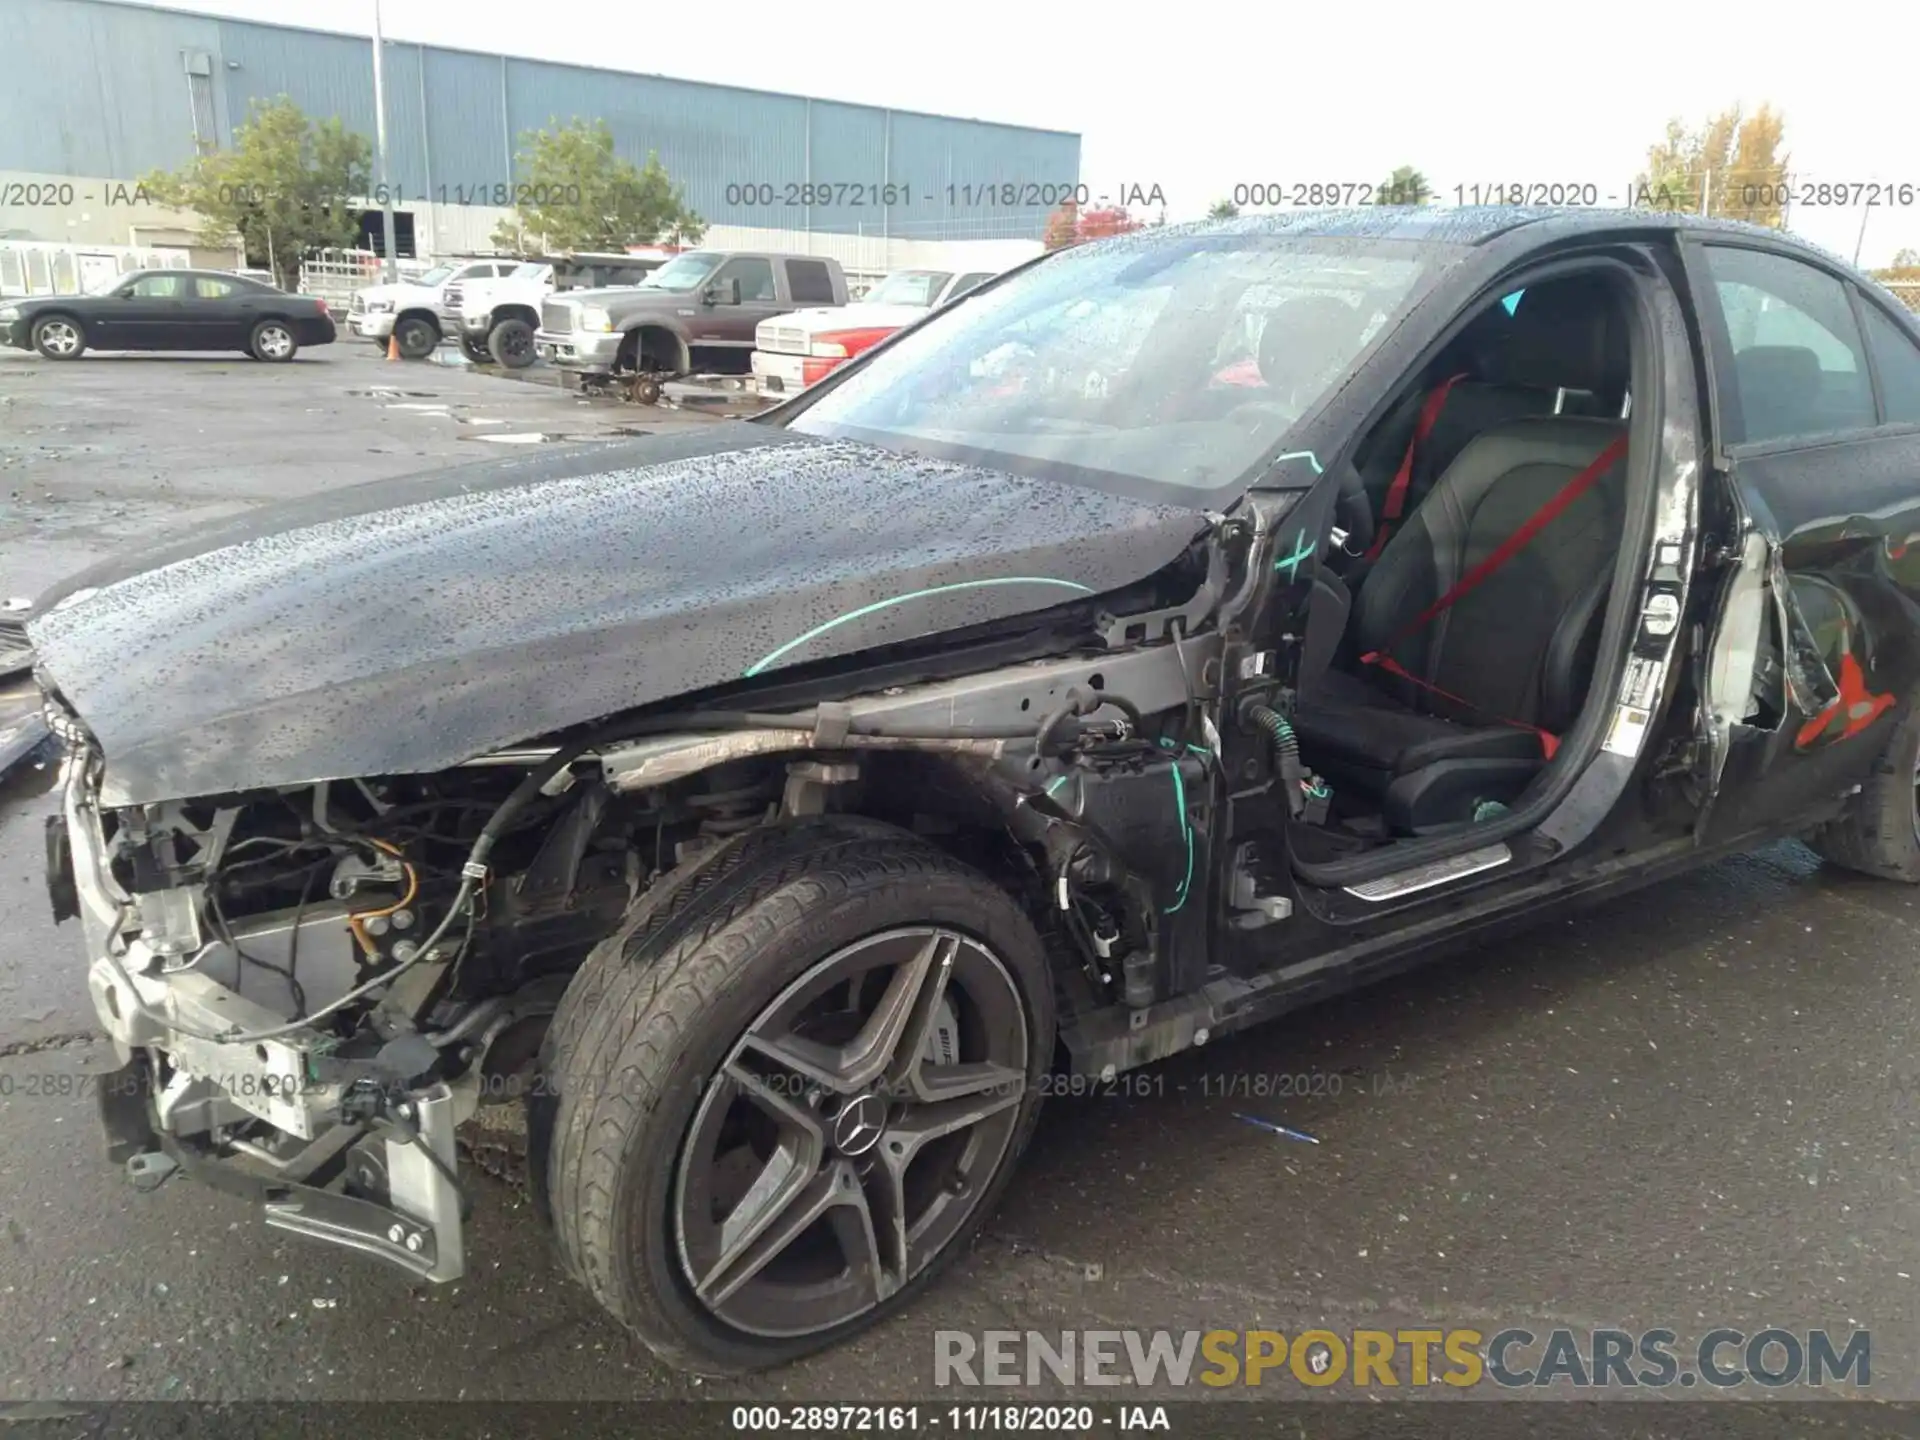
[33,495,1268,1290]
[47,700,631,1282]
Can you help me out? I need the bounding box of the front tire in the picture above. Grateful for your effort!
[489,318,535,369]
[393,315,439,359]
[1811,689,1920,881]
[249,319,297,362]
[31,315,85,360]
[535,820,1054,1375]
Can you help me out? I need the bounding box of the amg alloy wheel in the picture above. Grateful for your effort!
[535,821,1054,1374]
[674,926,1029,1339]
[31,316,85,359]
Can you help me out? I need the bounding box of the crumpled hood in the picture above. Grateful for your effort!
[28,425,1208,805]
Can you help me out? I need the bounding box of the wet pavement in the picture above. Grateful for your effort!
[0,344,1916,1408]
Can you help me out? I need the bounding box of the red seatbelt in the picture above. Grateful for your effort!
[1365,373,1468,560]
[1359,435,1630,759]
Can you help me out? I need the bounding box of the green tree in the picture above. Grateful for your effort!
[1375,165,1432,205]
[1635,106,1789,225]
[492,118,704,253]
[1207,198,1241,221]
[141,96,371,290]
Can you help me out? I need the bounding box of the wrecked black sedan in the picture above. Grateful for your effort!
[32,207,1920,1373]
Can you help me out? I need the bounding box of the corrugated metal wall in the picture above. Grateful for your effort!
[7,0,1080,241]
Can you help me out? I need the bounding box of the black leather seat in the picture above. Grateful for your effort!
[1355,277,1626,542]
[1294,284,1632,835]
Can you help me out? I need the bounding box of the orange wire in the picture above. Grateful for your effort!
[346,838,420,958]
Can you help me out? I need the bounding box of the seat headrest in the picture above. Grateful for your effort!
[1483,275,1628,399]
[1735,345,1822,393]
[1257,294,1370,393]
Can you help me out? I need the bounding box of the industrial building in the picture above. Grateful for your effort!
[2,0,1080,283]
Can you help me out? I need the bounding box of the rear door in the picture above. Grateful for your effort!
[188,274,252,347]
[1687,240,1920,838]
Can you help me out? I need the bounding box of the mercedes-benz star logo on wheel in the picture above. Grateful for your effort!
[832,1094,886,1157]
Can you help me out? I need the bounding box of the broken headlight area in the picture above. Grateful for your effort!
[58,748,639,1283]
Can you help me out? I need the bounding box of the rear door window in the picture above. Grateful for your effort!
[1702,246,1876,444]
[786,259,837,304]
[1859,300,1920,426]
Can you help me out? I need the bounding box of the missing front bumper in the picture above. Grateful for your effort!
[96,1050,469,1284]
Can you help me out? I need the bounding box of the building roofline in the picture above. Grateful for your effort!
[98,0,1083,140]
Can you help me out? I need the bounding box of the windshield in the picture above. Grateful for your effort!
[638,252,723,292]
[778,233,1447,496]
[864,271,953,307]
[88,270,133,295]
[414,264,455,286]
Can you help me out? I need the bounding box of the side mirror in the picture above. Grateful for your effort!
[704,278,741,306]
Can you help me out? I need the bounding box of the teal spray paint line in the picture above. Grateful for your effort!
[743,576,1094,678]
[1275,530,1317,579]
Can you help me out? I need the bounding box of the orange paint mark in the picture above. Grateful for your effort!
[1794,651,1895,749]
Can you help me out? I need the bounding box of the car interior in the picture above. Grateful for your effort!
[1286,271,1639,850]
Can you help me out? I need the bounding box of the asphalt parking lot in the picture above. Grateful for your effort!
[1,341,1917,1410]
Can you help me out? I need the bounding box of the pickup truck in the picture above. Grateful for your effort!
[749,266,996,396]
[348,257,523,358]
[455,253,666,368]
[535,250,848,403]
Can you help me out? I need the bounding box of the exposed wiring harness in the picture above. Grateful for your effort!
[104,696,1124,1049]
[1246,702,1312,819]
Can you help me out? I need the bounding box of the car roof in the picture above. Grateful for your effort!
[1093,205,1859,268]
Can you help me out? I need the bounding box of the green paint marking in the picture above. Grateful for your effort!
[1274,530,1317,580]
[1044,775,1069,797]
[1273,450,1324,475]
[1165,762,1194,914]
[743,576,1094,678]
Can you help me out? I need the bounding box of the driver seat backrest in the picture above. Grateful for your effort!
[1353,415,1629,734]
[1364,276,1630,529]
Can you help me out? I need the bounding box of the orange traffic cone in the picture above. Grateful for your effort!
[386,333,401,361]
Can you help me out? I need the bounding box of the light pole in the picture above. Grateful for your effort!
[370,0,397,280]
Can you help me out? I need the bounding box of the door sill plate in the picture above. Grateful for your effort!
[1343,842,1513,902]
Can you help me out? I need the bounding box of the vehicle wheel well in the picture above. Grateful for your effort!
[395,308,441,335]
[494,305,539,329]
[597,749,1089,1021]
[621,324,686,376]
[31,310,82,329]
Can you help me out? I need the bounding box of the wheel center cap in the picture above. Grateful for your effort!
[831,1093,887,1157]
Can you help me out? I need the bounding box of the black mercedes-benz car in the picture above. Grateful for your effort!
[29,207,1920,1374]
[1,267,336,361]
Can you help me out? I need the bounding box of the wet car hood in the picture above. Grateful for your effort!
[27,424,1209,805]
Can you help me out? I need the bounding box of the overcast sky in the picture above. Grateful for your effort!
[127,0,1915,267]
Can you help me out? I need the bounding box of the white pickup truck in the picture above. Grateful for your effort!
[453,254,665,368]
[347,257,522,358]
[749,267,998,396]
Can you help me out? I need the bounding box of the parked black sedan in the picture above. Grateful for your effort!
[0,268,336,362]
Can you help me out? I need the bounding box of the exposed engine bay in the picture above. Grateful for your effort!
[45,585,1264,1281]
